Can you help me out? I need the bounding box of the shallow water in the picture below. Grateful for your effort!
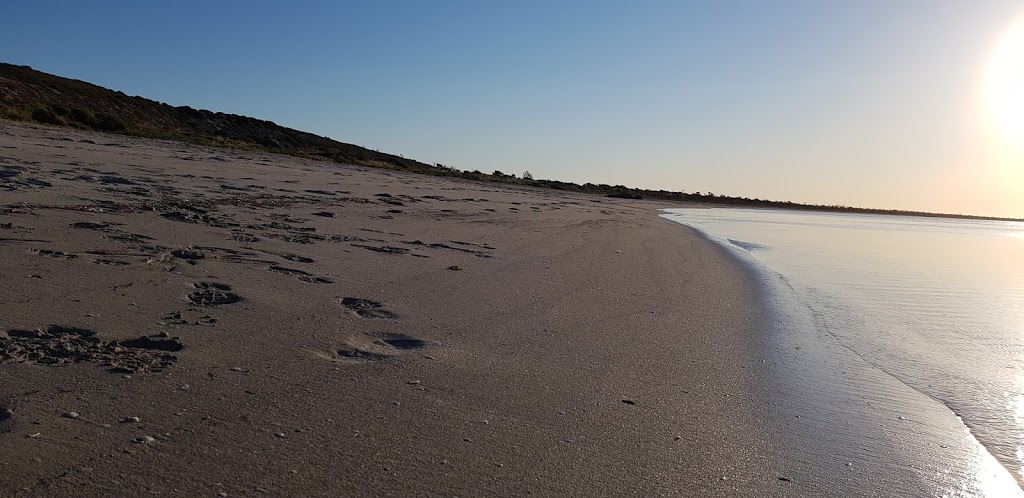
[662,207,1024,492]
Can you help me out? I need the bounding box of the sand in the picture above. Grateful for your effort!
[0,121,1011,497]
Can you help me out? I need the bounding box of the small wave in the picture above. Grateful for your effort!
[727,238,769,251]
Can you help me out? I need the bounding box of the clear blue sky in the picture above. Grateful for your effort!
[4,1,1024,217]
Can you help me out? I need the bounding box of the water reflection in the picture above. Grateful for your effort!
[958,426,1023,497]
[662,208,1024,496]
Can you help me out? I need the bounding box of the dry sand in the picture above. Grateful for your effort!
[0,122,1007,497]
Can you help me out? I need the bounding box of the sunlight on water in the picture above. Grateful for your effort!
[967,426,1024,498]
[663,208,1024,495]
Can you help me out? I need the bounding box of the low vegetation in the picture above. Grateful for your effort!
[1,62,1017,221]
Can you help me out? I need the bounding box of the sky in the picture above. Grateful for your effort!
[3,1,1024,217]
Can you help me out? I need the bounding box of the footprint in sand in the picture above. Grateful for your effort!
[320,332,427,363]
[70,222,117,232]
[340,297,397,319]
[298,275,333,284]
[30,248,77,259]
[303,189,336,196]
[266,232,326,245]
[160,311,218,326]
[92,258,131,266]
[351,244,413,256]
[0,326,183,373]
[374,193,405,206]
[188,282,242,306]
[267,266,310,276]
[170,249,205,265]
[402,240,494,258]
[160,210,233,229]
[97,175,134,185]
[268,266,334,284]
[279,253,314,263]
[105,232,154,243]
[0,405,11,434]
[230,233,260,243]
[0,166,52,191]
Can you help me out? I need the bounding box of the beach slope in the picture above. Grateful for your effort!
[0,122,805,496]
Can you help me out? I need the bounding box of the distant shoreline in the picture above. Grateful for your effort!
[661,200,1024,223]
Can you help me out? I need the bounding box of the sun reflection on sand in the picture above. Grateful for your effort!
[957,418,1024,498]
[950,395,1024,495]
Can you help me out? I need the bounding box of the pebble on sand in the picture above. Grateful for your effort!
[62,412,80,419]
[134,436,156,444]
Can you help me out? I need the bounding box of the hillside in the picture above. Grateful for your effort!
[1,62,1018,221]
[0,63,431,171]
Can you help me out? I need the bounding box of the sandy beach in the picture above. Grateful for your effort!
[0,121,789,496]
[0,121,1014,497]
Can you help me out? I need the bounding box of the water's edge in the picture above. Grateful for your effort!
[659,211,1024,496]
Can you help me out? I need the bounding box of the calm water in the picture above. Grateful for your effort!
[662,208,1024,489]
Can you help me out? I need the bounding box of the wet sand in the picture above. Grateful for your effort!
[0,121,1012,497]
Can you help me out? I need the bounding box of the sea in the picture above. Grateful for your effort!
[662,207,1024,496]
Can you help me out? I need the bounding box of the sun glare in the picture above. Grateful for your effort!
[984,18,1024,156]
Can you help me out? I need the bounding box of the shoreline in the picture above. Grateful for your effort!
[663,208,1024,495]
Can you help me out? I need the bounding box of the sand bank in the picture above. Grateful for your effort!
[0,122,1008,497]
